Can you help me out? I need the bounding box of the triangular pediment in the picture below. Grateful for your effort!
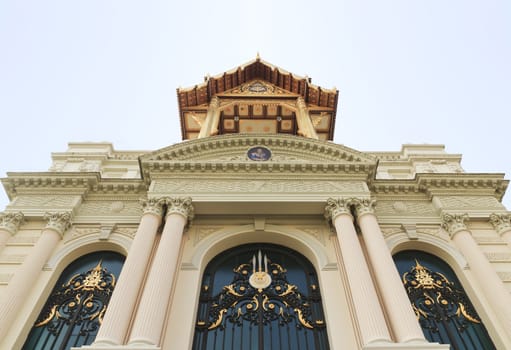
[141,134,375,169]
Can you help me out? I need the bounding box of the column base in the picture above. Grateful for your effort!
[364,342,449,350]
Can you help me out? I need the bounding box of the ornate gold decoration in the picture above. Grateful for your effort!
[196,252,323,331]
[34,261,116,336]
[402,260,481,332]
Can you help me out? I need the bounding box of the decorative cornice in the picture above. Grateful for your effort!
[441,213,469,238]
[0,212,25,235]
[351,198,376,218]
[489,213,511,236]
[43,212,72,237]
[324,198,353,221]
[164,197,194,229]
[141,198,165,217]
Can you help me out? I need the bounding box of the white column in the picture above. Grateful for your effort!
[93,198,165,346]
[296,97,319,139]
[128,197,194,347]
[0,212,24,252]
[442,213,511,332]
[353,199,427,344]
[489,213,511,246]
[325,198,392,346]
[0,212,71,340]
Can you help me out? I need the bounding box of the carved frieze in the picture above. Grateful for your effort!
[77,201,143,216]
[497,272,511,282]
[374,201,436,216]
[9,196,78,208]
[113,227,138,238]
[0,254,26,264]
[192,226,224,245]
[484,252,511,262]
[153,180,366,195]
[434,196,504,210]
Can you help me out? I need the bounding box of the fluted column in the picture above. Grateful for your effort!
[325,198,392,345]
[128,197,194,347]
[0,212,71,340]
[442,213,511,332]
[353,199,427,344]
[0,212,24,252]
[489,213,511,245]
[296,97,318,139]
[93,198,165,346]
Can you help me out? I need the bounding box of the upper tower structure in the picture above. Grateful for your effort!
[177,56,339,141]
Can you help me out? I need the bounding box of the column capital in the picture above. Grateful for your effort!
[141,198,165,217]
[210,96,220,108]
[324,198,353,221]
[352,198,376,218]
[296,96,307,109]
[489,213,511,236]
[43,212,72,237]
[164,197,195,221]
[441,213,469,238]
[0,212,24,236]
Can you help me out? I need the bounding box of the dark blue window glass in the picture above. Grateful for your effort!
[22,251,125,350]
[193,243,329,350]
[394,250,496,350]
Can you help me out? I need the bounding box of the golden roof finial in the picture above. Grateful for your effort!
[256,52,261,60]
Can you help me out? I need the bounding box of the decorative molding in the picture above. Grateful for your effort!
[441,213,469,238]
[0,212,24,235]
[6,235,39,245]
[68,227,101,241]
[152,180,367,195]
[300,227,327,245]
[112,226,138,238]
[497,271,511,282]
[0,254,26,264]
[10,196,78,208]
[484,252,511,262]
[0,273,13,285]
[489,213,511,236]
[193,226,224,245]
[43,212,72,237]
[380,227,404,237]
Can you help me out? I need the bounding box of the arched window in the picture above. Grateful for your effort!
[394,250,495,350]
[22,251,125,350]
[193,243,329,350]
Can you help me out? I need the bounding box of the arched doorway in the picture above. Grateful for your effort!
[394,250,495,350]
[192,243,329,350]
[22,251,125,350]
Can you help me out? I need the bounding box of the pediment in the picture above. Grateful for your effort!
[141,134,375,165]
[218,80,299,97]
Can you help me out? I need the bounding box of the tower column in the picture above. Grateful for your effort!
[296,97,318,139]
[128,197,194,347]
[93,199,165,346]
[0,212,71,340]
[489,213,511,246]
[0,212,24,252]
[442,213,511,331]
[353,199,427,344]
[325,198,392,346]
[198,96,220,138]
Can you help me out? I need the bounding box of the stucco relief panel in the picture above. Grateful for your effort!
[152,180,367,194]
[374,200,436,216]
[9,195,79,208]
[434,196,504,210]
[76,201,142,216]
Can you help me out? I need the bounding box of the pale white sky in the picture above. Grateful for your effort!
[0,0,510,209]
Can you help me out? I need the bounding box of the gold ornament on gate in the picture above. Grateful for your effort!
[249,250,272,290]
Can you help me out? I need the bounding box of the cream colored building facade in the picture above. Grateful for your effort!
[0,59,510,350]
